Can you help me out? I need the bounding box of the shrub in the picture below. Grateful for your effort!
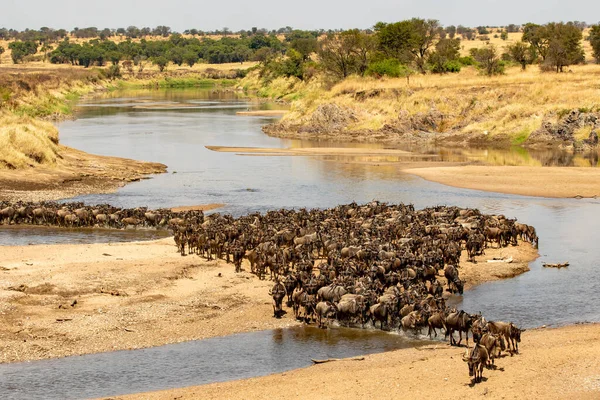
[366,58,410,77]
[458,56,476,66]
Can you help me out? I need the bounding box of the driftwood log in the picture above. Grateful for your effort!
[543,262,569,269]
[311,357,365,364]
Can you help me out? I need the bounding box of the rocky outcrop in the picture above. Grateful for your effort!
[529,110,600,146]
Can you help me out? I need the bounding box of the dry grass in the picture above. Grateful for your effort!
[0,111,59,169]
[274,64,600,143]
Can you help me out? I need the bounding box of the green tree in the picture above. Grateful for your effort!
[0,46,5,64]
[588,24,600,63]
[290,38,318,61]
[522,23,549,61]
[8,41,38,63]
[375,18,440,72]
[183,50,199,67]
[470,45,504,75]
[318,30,375,79]
[506,41,531,70]
[427,38,461,73]
[152,56,169,72]
[500,31,508,41]
[544,22,585,72]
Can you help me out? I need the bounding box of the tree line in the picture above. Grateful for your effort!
[1,21,599,79]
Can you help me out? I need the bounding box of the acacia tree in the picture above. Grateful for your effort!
[589,24,600,63]
[544,22,584,72]
[470,45,503,76]
[375,18,440,72]
[522,23,549,61]
[506,41,531,70]
[318,29,375,79]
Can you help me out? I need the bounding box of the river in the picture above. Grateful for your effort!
[0,88,599,398]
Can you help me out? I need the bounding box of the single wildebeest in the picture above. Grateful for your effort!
[444,265,464,295]
[427,311,447,338]
[445,310,472,346]
[486,321,524,354]
[479,332,503,366]
[317,283,347,303]
[463,344,489,383]
[315,301,337,328]
[269,280,286,318]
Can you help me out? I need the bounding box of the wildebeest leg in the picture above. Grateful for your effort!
[457,330,463,346]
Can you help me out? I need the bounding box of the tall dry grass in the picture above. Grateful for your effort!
[276,64,600,143]
[0,111,59,169]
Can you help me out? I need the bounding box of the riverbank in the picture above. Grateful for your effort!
[0,238,534,364]
[119,323,600,400]
[0,145,166,202]
[405,165,600,198]
[247,65,600,149]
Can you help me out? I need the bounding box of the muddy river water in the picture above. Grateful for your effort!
[0,89,599,398]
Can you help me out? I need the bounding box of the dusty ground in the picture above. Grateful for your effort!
[405,165,600,198]
[0,145,166,202]
[0,238,535,364]
[0,238,297,364]
[118,323,600,400]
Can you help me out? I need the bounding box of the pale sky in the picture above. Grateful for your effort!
[3,0,599,32]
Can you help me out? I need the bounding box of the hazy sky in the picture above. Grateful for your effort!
[3,0,599,31]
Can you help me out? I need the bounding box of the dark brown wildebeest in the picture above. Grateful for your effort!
[369,302,389,330]
[463,344,489,383]
[444,265,464,295]
[269,280,286,318]
[445,310,472,346]
[427,311,447,338]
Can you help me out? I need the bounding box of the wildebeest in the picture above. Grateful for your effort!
[446,310,472,346]
[269,280,286,318]
[487,321,524,354]
[315,301,337,328]
[463,344,489,383]
[444,265,464,295]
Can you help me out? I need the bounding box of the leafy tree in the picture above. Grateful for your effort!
[375,18,440,71]
[544,22,585,72]
[500,31,508,41]
[445,25,456,39]
[506,24,521,33]
[589,25,600,63]
[477,26,489,34]
[8,41,37,63]
[0,46,5,64]
[470,45,504,75]
[318,29,375,79]
[427,38,461,73]
[522,23,549,61]
[168,47,185,66]
[152,56,169,72]
[183,50,199,67]
[290,38,318,61]
[506,41,531,70]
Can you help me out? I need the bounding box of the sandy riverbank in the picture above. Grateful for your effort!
[0,145,166,202]
[0,238,534,364]
[405,165,600,198]
[119,323,600,400]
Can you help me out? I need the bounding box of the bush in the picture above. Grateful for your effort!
[105,64,121,79]
[366,58,410,78]
[443,60,462,72]
[458,56,476,66]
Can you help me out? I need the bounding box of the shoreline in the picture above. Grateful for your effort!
[0,145,166,202]
[118,322,600,400]
[0,238,536,365]
[404,165,600,199]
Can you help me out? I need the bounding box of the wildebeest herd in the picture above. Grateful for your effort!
[1,200,538,383]
[170,201,537,383]
[0,201,204,229]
